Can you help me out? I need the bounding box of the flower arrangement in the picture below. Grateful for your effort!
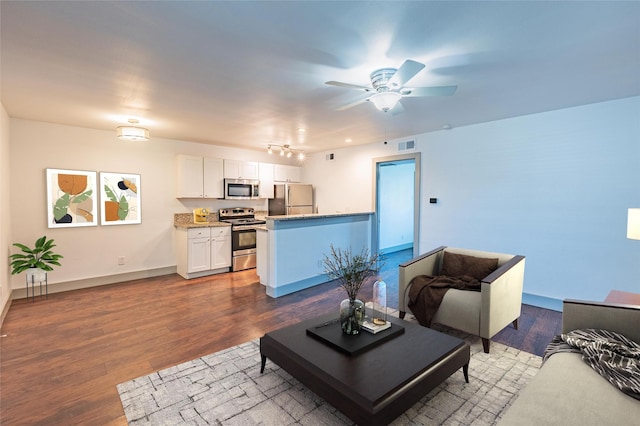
[323,244,381,300]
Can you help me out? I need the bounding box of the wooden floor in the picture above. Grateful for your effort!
[0,254,561,425]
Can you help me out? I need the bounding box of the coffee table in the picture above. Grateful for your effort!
[260,314,470,426]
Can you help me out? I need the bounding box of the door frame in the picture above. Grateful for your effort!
[371,153,421,257]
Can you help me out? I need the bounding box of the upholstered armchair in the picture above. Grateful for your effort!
[399,246,525,353]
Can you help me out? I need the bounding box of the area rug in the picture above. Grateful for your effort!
[117,316,541,425]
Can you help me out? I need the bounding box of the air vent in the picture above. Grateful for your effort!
[397,140,415,151]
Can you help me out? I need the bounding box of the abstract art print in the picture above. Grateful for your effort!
[99,172,141,225]
[46,168,98,228]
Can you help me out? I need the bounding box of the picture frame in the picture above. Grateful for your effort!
[46,168,98,228]
[99,172,141,225]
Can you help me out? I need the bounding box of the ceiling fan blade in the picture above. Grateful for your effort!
[388,60,425,88]
[390,101,405,116]
[337,97,369,111]
[325,81,373,92]
[400,85,458,97]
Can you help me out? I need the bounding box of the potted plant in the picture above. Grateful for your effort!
[10,236,63,282]
[323,244,381,335]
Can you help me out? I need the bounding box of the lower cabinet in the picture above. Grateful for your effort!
[175,226,231,279]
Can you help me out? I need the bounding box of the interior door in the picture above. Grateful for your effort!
[373,153,420,257]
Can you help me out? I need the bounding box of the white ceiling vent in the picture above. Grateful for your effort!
[397,140,415,152]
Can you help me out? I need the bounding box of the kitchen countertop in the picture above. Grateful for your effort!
[265,212,374,221]
[174,212,230,229]
[175,221,230,229]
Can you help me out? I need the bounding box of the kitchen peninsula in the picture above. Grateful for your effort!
[256,212,375,297]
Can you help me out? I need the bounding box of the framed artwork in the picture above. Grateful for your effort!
[100,172,141,225]
[46,168,98,228]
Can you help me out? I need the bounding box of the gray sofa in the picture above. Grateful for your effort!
[498,300,640,425]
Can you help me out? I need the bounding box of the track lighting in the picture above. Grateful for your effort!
[266,144,305,161]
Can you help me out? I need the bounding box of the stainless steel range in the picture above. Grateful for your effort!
[218,207,266,271]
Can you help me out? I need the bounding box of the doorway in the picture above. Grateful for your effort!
[372,153,420,258]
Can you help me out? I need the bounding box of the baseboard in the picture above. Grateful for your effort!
[11,266,177,300]
[522,292,563,312]
[266,274,329,298]
[379,243,413,255]
[0,297,12,328]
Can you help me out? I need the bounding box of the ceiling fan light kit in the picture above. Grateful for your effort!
[117,119,150,141]
[369,91,402,112]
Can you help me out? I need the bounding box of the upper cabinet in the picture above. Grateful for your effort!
[258,163,274,199]
[223,160,259,180]
[177,155,224,198]
[274,164,302,182]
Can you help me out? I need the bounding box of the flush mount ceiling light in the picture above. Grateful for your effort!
[369,91,403,112]
[117,119,150,141]
[267,144,305,161]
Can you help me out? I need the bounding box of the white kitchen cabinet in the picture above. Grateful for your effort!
[273,164,302,182]
[203,157,224,198]
[210,227,232,270]
[258,162,275,198]
[187,236,211,273]
[175,226,231,279]
[223,160,259,180]
[176,155,224,198]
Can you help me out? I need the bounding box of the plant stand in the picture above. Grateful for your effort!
[25,271,47,302]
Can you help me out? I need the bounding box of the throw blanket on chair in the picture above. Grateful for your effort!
[544,329,640,400]
[408,275,481,327]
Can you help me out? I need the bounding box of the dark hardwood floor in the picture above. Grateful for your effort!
[0,251,561,425]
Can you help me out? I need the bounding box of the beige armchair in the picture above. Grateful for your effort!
[399,246,525,353]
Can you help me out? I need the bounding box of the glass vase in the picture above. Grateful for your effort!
[372,280,387,325]
[340,298,365,335]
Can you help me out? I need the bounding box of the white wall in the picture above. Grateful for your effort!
[1,104,12,317]
[305,97,640,304]
[7,97,640,305]
[8,119,295,294]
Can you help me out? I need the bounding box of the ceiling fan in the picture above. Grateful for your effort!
[325,59,457,113]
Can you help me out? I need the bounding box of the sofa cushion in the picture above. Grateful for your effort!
[497,352,640,425]
[441,251,498,281]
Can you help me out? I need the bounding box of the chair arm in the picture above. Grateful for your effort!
[482,255,525,284]
[480,255,526,338]
[562,300,640,343]
[397,246,446,312]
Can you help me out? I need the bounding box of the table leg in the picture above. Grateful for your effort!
[463,363,469,383]
[260,355,267,373]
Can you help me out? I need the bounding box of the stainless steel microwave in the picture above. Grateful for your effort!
[224,178,260,200]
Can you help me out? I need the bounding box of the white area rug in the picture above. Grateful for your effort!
[117,317,541,425]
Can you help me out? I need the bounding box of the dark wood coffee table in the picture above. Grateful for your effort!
[260,314,470,426]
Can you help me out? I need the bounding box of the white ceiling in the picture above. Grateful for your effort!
[2,1,639,154]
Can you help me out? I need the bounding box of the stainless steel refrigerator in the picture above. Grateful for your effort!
[268,183,314,215]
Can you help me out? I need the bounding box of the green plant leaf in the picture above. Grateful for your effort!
[72,189,93,203]
[118,195,129,220]
[104,185,118,203]
[53,193,70,220]
[9,236,63,275]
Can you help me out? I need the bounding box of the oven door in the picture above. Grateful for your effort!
[231,226,257,255]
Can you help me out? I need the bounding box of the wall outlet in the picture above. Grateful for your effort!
[118,256,125,265]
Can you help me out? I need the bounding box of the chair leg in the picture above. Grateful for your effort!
[512,317,519,330]
[482,338,490,354]
[399,311,406,319]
